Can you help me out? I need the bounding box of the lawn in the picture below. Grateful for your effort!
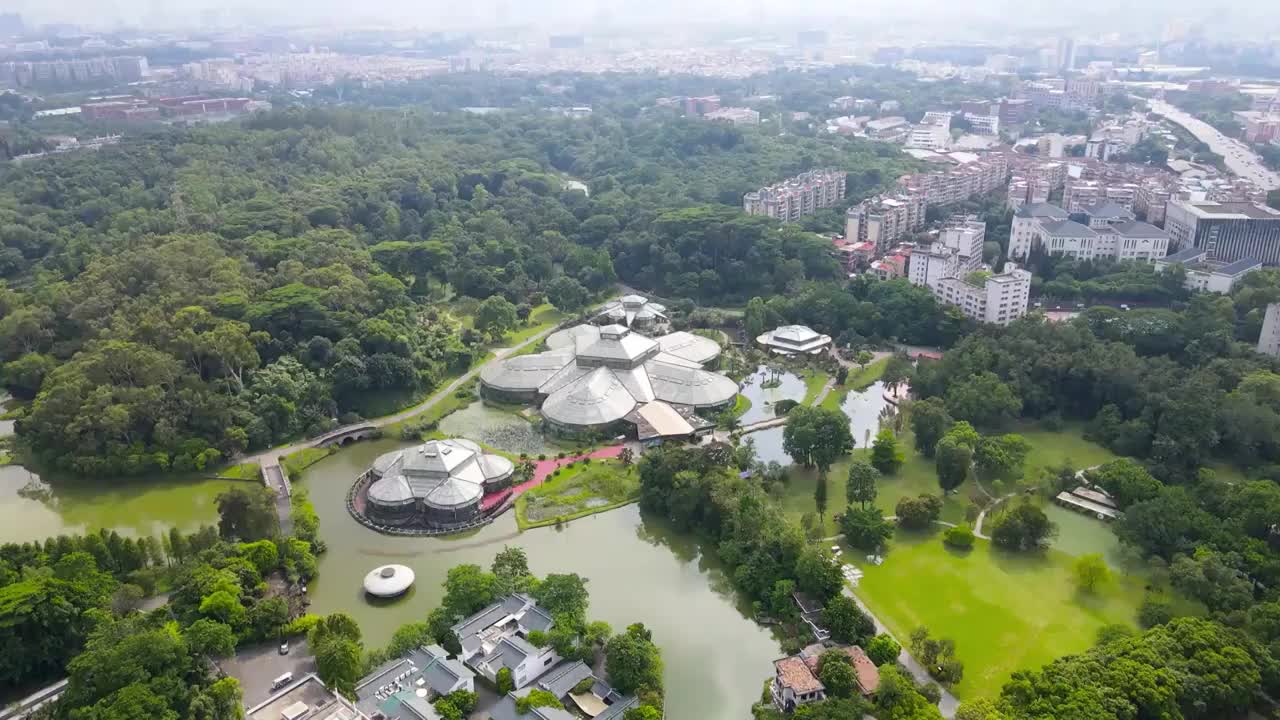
[773,423,1118,538]
[801,371,830,406]
[503,304,566,346]
[281,447,337,476]
[216,462,263,481]
[1019,423,1119,472]
[726,393,753,421]
[515,459,640,529]
[851,528,1147,700]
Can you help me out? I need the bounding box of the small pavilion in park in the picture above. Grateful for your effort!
[757,325,833,356]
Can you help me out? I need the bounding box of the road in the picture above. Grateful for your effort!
[246,322,565,472]
[843,587,960,718]
[1148,99,1280,190]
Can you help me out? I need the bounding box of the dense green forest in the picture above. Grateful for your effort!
[0,107,915,475]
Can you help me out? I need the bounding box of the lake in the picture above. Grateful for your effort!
[0,463,241,544]
[297,439,781,720]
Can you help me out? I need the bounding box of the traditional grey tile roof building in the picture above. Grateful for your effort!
[451,595,562,690]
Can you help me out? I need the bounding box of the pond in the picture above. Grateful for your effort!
[0,463,242,544]
[737,365,805,425]
[437,402,553,456]
[299,439,781,720]
[841,381,894,450]
[740,383,894,467]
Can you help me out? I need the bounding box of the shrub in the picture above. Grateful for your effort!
[895,494,943,530]
[942,524,976,550]
[557,452,566,459]
[583,457,592,464]
[282,614,321,636]
[573,677,595,694]
[1138,593,1175,628]
[496,668,514,694]
[538,454,546,460]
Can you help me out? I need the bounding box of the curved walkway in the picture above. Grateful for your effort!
[843,586,960,718]
[247,322,567,528]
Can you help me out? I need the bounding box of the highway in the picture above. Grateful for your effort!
[1148,99,1280,191]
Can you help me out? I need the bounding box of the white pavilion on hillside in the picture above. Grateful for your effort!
[592,294,668,332]
[757,325,833,356]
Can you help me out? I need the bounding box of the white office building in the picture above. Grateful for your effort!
[930,263,1033,325]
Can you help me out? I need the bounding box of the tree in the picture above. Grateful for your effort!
[840,507,893,552]
[909,627,963,684]
[1086,459,1161,509]
[870,428,905,475]
[110,583,146,616]
[988,499,1056,551]
[491,546,532,595]
[515,689,563,714]
[783,406,855,473]
[185,619,237,658]
[1072,553,1111,593]
[814,474,828,522]
[955,698,1009,720]
[895,495,942,530]
[846,459,880,510]
[943,372,1021,429]
[910,398,953,457]
[822,594,874,645]
[532,573,590,625]
[623,706,662,720]
[474,296,518,342]
[854,351,874,370]
[866,634,901,666]
[934,435,973,493]
[215,486,280,542]
[795,546,844,601]
[973,434,1030,483]
[605,624,663,696]
[546,276,589,312]
[442,564,497,617]
[942,524,975,550]
[818,651,859,698]
[496,667,514,694]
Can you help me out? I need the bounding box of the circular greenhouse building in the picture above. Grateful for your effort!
[356,438,514,531]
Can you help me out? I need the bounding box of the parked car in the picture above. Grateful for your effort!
[279,641,290,655]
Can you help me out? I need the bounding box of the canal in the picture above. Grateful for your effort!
[297,438,781,720]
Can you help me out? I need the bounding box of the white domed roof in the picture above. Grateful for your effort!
[367,473,415,505]
[363,565,415,597]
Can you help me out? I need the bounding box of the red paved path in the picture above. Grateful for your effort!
[480,445,625,511]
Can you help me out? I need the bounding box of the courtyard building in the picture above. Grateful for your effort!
[452,595,561,690]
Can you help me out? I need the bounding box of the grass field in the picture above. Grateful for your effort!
[801,371,830,406]
[727,394,753,421]
[851,528,1147,700]
[217,462,263,481]
[774,423,1119,538]
[515,459,640,529]
[280,447,337,476]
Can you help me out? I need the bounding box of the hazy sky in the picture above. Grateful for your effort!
[8,0,1279,39]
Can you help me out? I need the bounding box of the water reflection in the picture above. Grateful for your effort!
[842,381,893,449]
[737,365,805,424]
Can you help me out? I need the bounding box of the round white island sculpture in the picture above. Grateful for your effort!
[363,564,415,598]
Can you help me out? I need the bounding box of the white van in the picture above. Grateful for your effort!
[271,673,294,691]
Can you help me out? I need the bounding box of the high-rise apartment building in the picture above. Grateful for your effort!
[743,169,846,223]
[910,247,1032,325]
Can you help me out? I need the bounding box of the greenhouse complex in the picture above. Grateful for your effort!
[479,322,737,438]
